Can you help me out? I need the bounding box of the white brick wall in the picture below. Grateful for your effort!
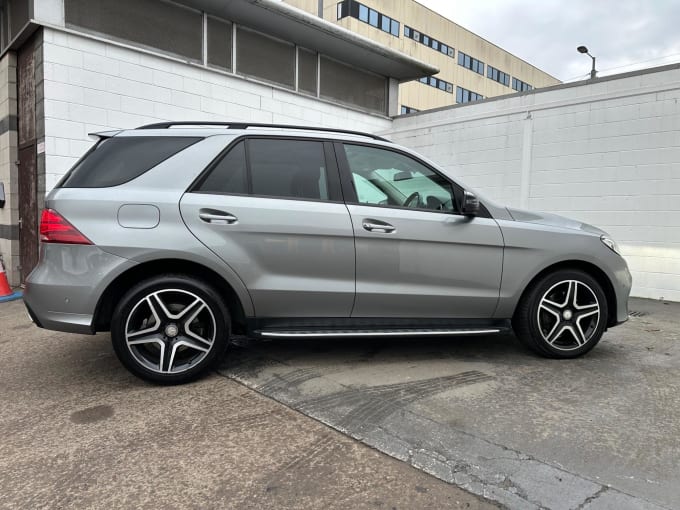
[42,28,391,191]
[386,65,680,301]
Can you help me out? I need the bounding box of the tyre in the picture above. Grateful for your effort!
[513,269,608,358]
[111,274,230,384]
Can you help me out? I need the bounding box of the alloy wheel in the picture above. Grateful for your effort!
[124,289,216,374]
[536,280,600,351]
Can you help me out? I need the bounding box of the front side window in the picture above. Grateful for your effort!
[343,144,456,213]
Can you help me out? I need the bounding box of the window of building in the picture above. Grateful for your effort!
[249,139,329,201]
[400,105,419,115]
[196,141,248,195]
[236,27,295,89]
[343,144,456,212]
[457,51,485,75]
[64,0,202,62]
[337,1,400,38]
[416,75,453,94]
[456,86,484,104]
[207,16,232,71]
[404,24,454,58]
[512,77,533,92]
[320,57,386,113]
[487,65,510,87]
[298,48,318,96]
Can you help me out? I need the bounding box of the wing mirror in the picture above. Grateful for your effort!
[461,191,480,216]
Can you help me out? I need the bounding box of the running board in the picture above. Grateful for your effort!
[255,328,507,339]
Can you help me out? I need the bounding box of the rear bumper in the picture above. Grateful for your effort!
[23,244,136,335]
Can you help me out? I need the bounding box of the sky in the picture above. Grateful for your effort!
[416,0,680,82]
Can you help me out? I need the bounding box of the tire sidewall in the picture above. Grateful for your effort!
[111,275,230,384]
[524,270,608,358]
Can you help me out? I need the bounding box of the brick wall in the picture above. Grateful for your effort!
[41,27,392,191]
[386,65,680,301]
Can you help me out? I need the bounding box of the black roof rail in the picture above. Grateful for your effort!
[136,121,390,142]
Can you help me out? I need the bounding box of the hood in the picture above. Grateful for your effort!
[506,207,606,236]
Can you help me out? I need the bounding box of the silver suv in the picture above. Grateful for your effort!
[24,122,631,384]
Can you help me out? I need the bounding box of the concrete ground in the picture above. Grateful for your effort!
[2,297,679,509]
[0,298,494,510]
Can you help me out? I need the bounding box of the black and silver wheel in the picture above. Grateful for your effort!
[111,274,230,384]
[513,269,608,358]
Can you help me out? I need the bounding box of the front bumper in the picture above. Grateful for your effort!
[23,244,136,335]
[609,260,632,327]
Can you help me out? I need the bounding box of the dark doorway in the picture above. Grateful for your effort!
[17,35,38,283]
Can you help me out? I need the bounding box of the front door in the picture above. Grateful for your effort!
[337,142,504,318]
[180,137,355,318]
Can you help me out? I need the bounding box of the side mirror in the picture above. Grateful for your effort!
[461,191,480,216]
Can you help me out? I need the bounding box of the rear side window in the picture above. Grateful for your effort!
[60,136,202,188]
[196,138,329,201]
[249,139,328,201]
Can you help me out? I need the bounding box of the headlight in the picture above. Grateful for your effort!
[600,235,620,255]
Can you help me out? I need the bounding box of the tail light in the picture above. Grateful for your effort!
[39,209,93,245]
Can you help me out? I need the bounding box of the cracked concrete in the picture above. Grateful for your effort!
[219,297,680,509]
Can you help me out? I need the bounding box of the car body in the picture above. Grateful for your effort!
[24,122,631,383]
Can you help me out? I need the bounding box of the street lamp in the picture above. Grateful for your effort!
[577,45,597,79]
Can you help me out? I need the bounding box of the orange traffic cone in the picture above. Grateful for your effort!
[0,257,21,302]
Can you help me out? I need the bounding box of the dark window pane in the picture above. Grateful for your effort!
[248,139,328,201]
[207,16,232,71]
[298,48,318,95]
[320,56,386,113]
[8,0,28,39]
[197,141,247,194]
[236,28,295,88]
[358,4,368,22]
[64,0,202,61]
[61,137,201,188]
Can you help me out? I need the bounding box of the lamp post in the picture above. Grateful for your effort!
[577,46,597,79]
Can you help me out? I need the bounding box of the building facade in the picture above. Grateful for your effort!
[284,0,561,112]
[0,0,433,286]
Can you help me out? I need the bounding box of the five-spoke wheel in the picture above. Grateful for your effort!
[513,269,608,358]
[111,275,230,384]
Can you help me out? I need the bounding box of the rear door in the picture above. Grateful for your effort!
[337,142,504,318]
[180,137,355,318]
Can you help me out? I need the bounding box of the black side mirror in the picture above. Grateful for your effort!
[461,191,479,216]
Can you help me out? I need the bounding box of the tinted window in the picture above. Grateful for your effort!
[343,144,456,213]
[196,141,247,194]
[60,136,201,188]
[207,16,232,71]
[236,28,295,89]
[249,139,328,201]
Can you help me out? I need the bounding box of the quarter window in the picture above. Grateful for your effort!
[343,144,456,213]
[196,141,248,194]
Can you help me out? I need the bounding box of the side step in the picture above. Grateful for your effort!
[254,328,509,339]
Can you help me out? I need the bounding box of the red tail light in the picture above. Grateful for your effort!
[39,209,93,245]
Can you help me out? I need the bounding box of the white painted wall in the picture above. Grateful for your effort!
[385,65,680,301]
[41,28,391,191]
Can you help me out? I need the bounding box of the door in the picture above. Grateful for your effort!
[17,36,39,283]
[180,137,355,318]
[337,142,504,318]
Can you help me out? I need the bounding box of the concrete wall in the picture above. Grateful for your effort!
[0,51,19,285]
[41,27,392,190]
[385,65,680,301]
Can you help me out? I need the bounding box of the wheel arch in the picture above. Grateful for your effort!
[94,258,249,334]
[513,260,618,328]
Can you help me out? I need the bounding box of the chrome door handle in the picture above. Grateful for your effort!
[362,220,396,233]
[199,212,238,224]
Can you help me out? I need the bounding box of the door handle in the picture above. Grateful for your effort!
[362,219,396,233]
[199,211,238,224]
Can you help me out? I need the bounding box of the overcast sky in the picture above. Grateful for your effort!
[416,0,680,82]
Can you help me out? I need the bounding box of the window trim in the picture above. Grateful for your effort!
[333,141,486,217]
[189,135,344,204]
